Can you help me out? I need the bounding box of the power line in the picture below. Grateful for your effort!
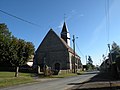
[105,0,113,66]
[76,42,84,58]
[105,0,110,43]
[0,9,41,27]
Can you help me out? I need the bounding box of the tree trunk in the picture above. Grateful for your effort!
[15,66,19,77]
[38,66,40,74]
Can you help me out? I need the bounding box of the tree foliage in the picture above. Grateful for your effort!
[0,23,12,66]
[10,38,35,67]
[0,23,35,77]
[110,42,120,62]
[87,56,93,65]
[86,56,94,70]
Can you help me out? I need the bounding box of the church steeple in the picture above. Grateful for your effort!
[61,22,70,46]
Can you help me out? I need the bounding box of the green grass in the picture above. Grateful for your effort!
[77,71,85,75]
[38,72,78,78]
[0,71,83,88]
[0,72,35,88]
[51,73,77,78]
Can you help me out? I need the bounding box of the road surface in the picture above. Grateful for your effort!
[1,71,98,90]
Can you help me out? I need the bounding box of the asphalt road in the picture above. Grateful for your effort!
[1,71,98,90]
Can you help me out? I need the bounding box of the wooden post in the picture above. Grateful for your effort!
[72,35,76,73]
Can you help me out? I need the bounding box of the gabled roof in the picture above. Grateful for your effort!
[36,28,68,53]
[36,28,80,58]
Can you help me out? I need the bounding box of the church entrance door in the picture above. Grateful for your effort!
[55,63,60,71]
[54,63,60,75]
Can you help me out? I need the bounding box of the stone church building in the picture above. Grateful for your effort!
[34,22,82,73]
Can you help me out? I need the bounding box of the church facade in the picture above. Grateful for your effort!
[34,22,82,73]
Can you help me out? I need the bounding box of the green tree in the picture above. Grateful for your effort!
[24,42,35,61]
[87,56,93,65]
[0,23,12,66]
[9,37,20,77]
[10,38,35,77]
[0,23,35,77]
[111,42,120,52]
[87,56,94,70]
[110,42,120,62]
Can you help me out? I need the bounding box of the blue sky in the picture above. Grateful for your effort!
[0,0,119,65]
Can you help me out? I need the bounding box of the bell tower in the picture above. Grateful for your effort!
[61,22,70,46]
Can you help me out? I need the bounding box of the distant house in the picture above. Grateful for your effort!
[20,55,34,72]
[34,22,82,73]
[26,55,34,67]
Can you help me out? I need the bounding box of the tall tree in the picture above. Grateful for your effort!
[0,23,12,66]
[0,23,35,77]
[87,56,93,65]
[10,38,35,77]
[87,56,94,70]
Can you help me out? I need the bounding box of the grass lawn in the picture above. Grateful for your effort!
[0,72,35,88]
[51,73,77,78]
[38,72,78,78]
[0,71,83,88]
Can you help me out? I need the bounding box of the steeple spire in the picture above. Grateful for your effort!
[61,22,70,46]
[61,22,67,33]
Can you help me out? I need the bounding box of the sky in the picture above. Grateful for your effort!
[0,0,120,65]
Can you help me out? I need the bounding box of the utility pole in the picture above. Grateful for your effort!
[86,55,87,65]
[72,35,76,73]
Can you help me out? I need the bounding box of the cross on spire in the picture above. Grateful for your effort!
[64,14,66,22]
